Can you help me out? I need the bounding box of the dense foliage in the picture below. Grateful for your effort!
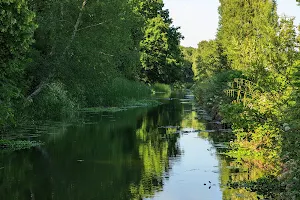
[193,40,227,80]
[193,0,300,198]
[0,0,186,132]
[218,0,278,78]
[180,46,195,83]
[0,0,37,130]
[2,0,300,198]
[136,0,184,84]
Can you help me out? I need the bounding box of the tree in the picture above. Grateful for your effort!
[130,0,164,20]
[140,16,170,83]
[27,0,144,106]
[217,0,278,79]
[165,25,185,83]
[0,0,36,63]
[181,46,196,82]
[139,16,183,83]
[0,0,37,130]
[133,0,183,84]
[193,40,224,80]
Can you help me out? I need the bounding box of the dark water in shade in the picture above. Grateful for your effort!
[0,92,263,200]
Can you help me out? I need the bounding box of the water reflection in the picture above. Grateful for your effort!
[0,94,185,200]
[130,102,182,199]
[0,92,280,200]
[199,126,280,199]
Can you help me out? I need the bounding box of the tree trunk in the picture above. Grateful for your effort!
[63,0,88,55]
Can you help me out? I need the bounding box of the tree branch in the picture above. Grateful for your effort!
[63,0,88,55]
[77,20,110,32]
[99,51,114,57]
[26,81,47,101]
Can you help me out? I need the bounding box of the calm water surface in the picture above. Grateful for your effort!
[0,92,262,200]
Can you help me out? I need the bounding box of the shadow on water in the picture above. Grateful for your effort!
[0,92,183,200]
[0,91,275,200]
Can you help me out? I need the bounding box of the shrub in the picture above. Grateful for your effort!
[101,77,152,106]
[30,81,77,118]
[152,83,171,94]
[193,70,243,118]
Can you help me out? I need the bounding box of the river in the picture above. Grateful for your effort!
[0,91,263,200]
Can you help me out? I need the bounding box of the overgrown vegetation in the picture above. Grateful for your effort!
[3,0,300,198]
[0,0,190,135]
[192,0,300,198]
[151,83,171,94]
[193,70,242,119]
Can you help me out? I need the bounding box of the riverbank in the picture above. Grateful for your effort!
[0,82,176,150]
[0,91,265,199]
[0,97,163,152]
[193,71,300,199]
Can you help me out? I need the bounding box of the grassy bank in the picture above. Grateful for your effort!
[0,77,161,152]
[27,77,153,118]
[193,70,299,199]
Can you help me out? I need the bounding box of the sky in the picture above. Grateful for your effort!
[163,0,300,48]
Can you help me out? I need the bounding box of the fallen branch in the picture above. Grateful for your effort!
[26,81,47,100]
[26,73,53,100]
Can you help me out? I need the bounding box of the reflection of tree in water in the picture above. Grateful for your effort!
[0,108,150,200]
[0,151,35,200]
[0,96,188,200]
[181,111,206,131]
[200,124,282,199]
[130,101,183,199]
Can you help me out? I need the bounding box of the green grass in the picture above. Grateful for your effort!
[28,77,153,117]
[101,77,152,106]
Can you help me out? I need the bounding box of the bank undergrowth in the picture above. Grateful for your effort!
[190,1,300,198]
[193,69,300,198]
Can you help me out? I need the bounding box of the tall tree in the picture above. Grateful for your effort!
[193,40,224,80]
[27,0,143,106]
[140,16,169,83]
[134,0,183,83]
[130,0,164,20]
[217,0,278,79]
[181,46,196,82]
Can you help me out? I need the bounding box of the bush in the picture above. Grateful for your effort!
[279,130,300,199]
[152,83,171,94]
[30,81,77,118]
[193,70,243,118]
[0,0,37,132]
[101,77,152,106]
[0,103,15,133]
